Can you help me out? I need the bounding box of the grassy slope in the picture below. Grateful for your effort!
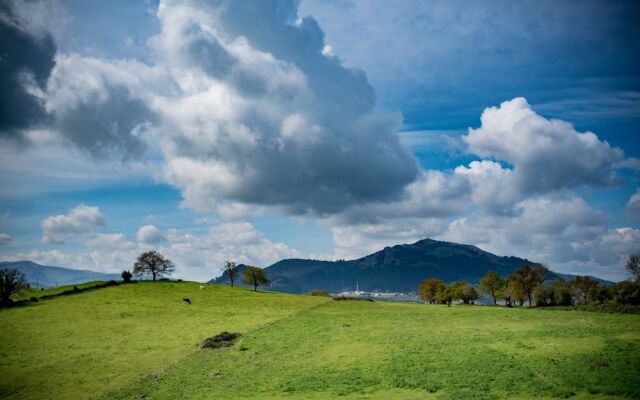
[108,301,640,400]
[0,281,328,400]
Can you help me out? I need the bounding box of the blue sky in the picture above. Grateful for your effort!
[0,0,638,281]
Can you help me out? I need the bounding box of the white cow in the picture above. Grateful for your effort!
[199,285,205,290]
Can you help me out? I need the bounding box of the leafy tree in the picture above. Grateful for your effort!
[479,271,503,304]
[534,284,554,307]
[435,284,453,305]
[417,278,446,304]
[0,268,27,306]
[613,280,640,305]
[506,275,526,306]
[121,270,133,283]
[224,260,238,287]
[133,251,175,281]
[588,283,613,304]
[627,253,640,281]
[572,275,598,303]
[498,281,514,307]
[451,281,479,304]
[242,266,270,291]
[553,280,574,306]
[513,265,546,307]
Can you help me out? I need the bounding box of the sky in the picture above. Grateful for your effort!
[0,0,638,281]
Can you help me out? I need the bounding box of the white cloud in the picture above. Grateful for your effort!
[441,194,636,280]
[30,0,419,216]
[464,97,625,196]
[136,225,166,244]
[0,233,13,245]
[628,188,640,217]
[41,204,105,243]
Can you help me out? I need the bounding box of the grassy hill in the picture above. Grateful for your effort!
[1,281,639,399]
[0,281,327,400]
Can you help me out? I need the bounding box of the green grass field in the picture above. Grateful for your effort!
[1,282,639,399]
[0,282,327,400]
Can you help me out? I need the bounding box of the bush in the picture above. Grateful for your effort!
[332,296,374,302]
[613,280,640,305]
[121,270,133,283]
[201,332,241,349]
[308,290,330,297]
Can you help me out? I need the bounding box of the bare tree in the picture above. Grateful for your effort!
[224,260,238,287]
[133,251,175,281]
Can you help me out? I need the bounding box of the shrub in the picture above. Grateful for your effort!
[308,290,330,297]
[201,332,242,349]
[121,270,133,283]
[332,296,374,302]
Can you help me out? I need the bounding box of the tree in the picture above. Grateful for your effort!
[224,260,238,287]
[613,280,640,305]
[435,284,454,306]
[513,265,546,307]
[588,283,612,304]
[0,269,27,306]
[242,266,270,291]
[506,275,526,306]
[553,280,574,306]
[451,281,479,304]
[627,254,640,281]
[479,271,503,304]
[499,281,514,307]
[133,251,175,281]
[121,270,133,283]
[417,278,446,304]
[572,275,598,303]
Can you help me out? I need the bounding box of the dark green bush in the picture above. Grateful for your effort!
[201,332,241,349]
[308,290,330,297]
[332,296,374,302]
[121,270,133,283]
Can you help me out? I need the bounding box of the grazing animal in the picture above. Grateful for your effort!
[183,298,191,305]
[199,285,205,290]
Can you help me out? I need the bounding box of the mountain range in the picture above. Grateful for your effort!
[0,261,121,288]
[212,238,610,293]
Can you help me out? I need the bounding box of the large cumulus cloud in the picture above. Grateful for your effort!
[152,0,418,214]
[464,97,625,195]
[28,0,418,214]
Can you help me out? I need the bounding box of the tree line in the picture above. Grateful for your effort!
[418,254,640,307]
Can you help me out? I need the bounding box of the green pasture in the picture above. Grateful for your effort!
[1,282,638,399]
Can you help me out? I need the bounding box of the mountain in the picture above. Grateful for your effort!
[0,261,121,288]
[212,238,610,293]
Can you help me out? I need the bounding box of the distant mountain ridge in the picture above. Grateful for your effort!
[0,261,121,288]
[212,238,611,293]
